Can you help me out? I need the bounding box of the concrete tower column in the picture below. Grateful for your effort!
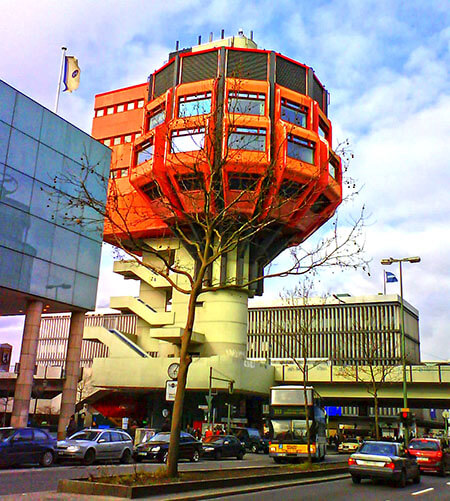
[57,311,85,440]
[11,300,44,427]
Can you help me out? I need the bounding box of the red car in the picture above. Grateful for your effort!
[407,438,449,476]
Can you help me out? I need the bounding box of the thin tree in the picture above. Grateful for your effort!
[52,78,366,477]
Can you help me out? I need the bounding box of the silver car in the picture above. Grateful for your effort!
[57,429,133,465]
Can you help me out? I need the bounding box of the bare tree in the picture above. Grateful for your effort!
[51,78,366,476]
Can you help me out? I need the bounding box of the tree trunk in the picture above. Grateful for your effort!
[166,285,200,477]
[373,390,380,440]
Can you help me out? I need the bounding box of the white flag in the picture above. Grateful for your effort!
[63,56,81,92]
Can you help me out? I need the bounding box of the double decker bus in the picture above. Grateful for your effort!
[268,385,327,463]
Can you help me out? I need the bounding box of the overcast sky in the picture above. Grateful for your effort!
[1,0,449,363]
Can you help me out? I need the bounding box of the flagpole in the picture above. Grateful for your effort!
[383,270,386,295]
[54,47,67,114]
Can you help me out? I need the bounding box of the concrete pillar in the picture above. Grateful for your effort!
[57,311,85,440]
[11,300,43,427]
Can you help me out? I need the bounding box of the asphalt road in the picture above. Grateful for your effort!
[215,474,450,501]
[0,452,347,496]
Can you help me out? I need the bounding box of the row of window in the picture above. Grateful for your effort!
[95,99,145,117]
[102,132,141,147]
[145,92,328,137]
[110,168,129,179]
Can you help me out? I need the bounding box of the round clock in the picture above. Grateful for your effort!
[168,362,180,380]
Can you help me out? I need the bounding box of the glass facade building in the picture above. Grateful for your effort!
[0,80,111,312]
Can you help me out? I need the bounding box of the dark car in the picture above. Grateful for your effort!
[133,431,201,463]
[349,441,420,487]
[0,427,56,467]
[234,428,267,453]
[408,438,449,476]
[201,435,246,460]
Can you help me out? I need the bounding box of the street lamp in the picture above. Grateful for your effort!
[380,256,421,446]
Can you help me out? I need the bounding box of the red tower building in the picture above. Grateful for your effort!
[92,33,342,295]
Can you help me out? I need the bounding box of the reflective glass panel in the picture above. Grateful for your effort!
[29,179,59,221]
[73,272,98,309]
[0,81,16,124]
[0,245,22,289]
[6,128,38,177]
[51,226,79,269]
[40,109,67,152]
[171,130,205,153]
[12,93,43,139]
[281,101,307,128]
[287,137,314,164]
[0,121,11,164]
[0,166,33,210]
[178,96,211,117]
[20,256,50,297]
[77,236,101,276]
[24,214,55,261]
[35,143,64,185]
[228,128,266,151]
[137,143,154,164]
[149,110,165,129]
[229,95,264,115]
[0,202,27,252]
[47,263,75,303]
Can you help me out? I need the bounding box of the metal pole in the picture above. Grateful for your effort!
[399,260,409,446]
[227,403,231,434]
[54,47,67,113]
[383,270,386,295]
[207,367,212,430]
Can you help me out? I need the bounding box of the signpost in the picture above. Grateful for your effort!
[165,380,177,401]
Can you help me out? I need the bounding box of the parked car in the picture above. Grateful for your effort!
[201,435,246,460]
[407,438,449,476]
[338,438,362,453]
[57,428,133,465]
[133,431,201,463]
[234,428,267,453]
[0,427,56,467]
[349,441,420,487]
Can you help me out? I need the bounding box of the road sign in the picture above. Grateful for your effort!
[165,380,177,401]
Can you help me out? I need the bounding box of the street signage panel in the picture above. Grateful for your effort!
[165,380,177,401]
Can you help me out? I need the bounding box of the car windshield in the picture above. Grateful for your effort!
[203,436,224,443]
[345,439,360,443]
[409,440,440,451]
[69,431,101,441]
[149,433,171,443]
[359,443,396,456]
[0,429,14,441]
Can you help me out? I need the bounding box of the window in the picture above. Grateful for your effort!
[137,100,144,108]
[310,194,331,214]
[328,161,337,179]
[111,431,123,442]
[149,108,166,130]
[287,134,314,164]
[117,104,125,113]
[96,109,104,117]
[281,99,307,128]
[124,135,132,143]
[34,430,49,441]
[141,181,161,200]
[171,128,205,153]
[110,170,118,179]
[229,91,265,115]
[176,173,203,191]
[137,141,154,164]
[278,180,307,199]
[120,168,128,177]
[178,92,211,117]
[98,432,112,443]
[113,137,121,145]
[228,127,266,151]
[135,132,141,139]
[104,138,111,146]
[14,429,33,441]
[127,102,135,111]
[106,106,114,115]
[228,172,260,191]
[319,120,328,139]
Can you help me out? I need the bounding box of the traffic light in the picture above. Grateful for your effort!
[399,408,411,425]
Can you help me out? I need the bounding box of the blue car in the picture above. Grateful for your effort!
[0,427,56,467]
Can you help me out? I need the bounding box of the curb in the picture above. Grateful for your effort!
[58,465,348,498]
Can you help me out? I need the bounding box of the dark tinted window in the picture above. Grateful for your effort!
[70,431,101,441]
[150,433,171,442]
[120,432,132,442]
[34,430,49,441]
[359,442,396,456]
[14,429,33,441]
[111,432,123,442]
[0,429,14,441]
[99,432,112,443]
[409,440,440,451]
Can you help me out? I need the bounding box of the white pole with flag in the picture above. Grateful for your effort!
[383,270,386,295]
[54,47,67,113]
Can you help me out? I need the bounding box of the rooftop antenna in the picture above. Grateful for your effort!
[238,28,244,37]
[250,30,254,41]
[209,32,213,42]
[198,35,202,45]
[175,41,179,50]
[221,29,225,39]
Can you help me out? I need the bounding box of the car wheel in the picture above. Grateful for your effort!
[83,449,96,466]
[236,451,244,460]
[162,452,169,463]
[39,450,54,467]
[351,475,361,484]
[251,444,258,454]
[215,450,222,461]
[191,450,200,463]
[398,469,407,488]
[120,449,132,464]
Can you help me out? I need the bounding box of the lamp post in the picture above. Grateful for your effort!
[380,256,420,446]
